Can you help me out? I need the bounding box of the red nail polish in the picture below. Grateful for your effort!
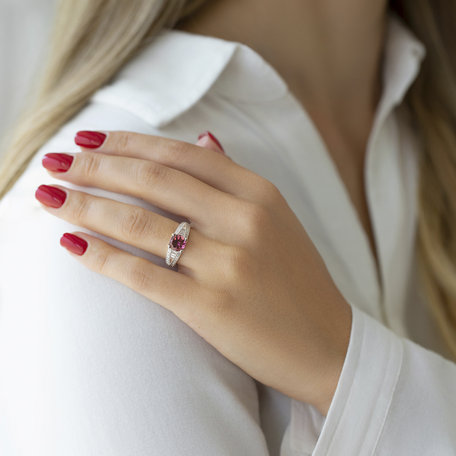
[74,130,106,149]
[198,131,225,153]
[60,233,88,255]
[35,185,67,208]
[42,153,74,172]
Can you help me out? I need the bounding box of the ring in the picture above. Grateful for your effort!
[166,221,191,267]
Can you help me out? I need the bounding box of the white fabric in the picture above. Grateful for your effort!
[1,9,456,455]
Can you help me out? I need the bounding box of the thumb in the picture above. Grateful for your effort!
[196,131,225,154]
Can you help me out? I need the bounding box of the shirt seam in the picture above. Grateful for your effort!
[371,336,405,455]
[324,307,365,454]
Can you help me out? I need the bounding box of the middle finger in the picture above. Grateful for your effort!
[43,151,240,232]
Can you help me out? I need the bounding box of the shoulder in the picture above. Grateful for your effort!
[1,31,232,206]
[5,28,288,206]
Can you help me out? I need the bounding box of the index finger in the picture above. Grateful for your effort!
[74,130,268,202]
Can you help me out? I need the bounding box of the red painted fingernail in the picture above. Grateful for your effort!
[35,184,67,208]
[60,233,88,255]
[198,131,225,153]
[74,130,106,149]
[42,153,74,172]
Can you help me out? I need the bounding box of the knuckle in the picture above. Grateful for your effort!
[70,193,92,222]
[147,137,182,164]
[194,286,233,323]
[91,249,111,275]
[80,153,101,178]
[135,162,168,187]
[261,180,282,202]
[127,260,153,292]
[168,138,189,159]
[239,201,270,239]
[209,289,233,319]
[119,208,153,240]
[116,131,135,155]
[222,245,251,282]
[254,176,282,204]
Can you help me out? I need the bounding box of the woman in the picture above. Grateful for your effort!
[0,0,455,454]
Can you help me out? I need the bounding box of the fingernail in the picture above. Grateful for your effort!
[74,130,106,149]
[35,184,67,208]
[197,131,225,153]
[42,153,74,172]
[60,233,88,255]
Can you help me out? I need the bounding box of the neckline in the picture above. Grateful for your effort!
[196,10,425,320]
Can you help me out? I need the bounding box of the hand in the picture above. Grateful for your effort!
[35,130,353,416]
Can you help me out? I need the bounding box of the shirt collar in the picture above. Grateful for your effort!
[380,10,426,109]
[91,10,426,128]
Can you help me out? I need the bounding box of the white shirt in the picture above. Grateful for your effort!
[1,10,456,456]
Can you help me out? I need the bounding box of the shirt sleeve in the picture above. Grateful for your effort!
[280,304,456,455]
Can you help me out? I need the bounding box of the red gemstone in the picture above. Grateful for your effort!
[169,234,187,251]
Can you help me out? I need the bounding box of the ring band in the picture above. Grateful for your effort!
[166,221,191,267]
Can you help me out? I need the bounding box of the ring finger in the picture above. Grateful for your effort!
[34,184,220,275]
[43,151,239,234]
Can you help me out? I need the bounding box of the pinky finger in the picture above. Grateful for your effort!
[59,231,199,318]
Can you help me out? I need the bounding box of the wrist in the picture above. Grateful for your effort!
[312,304,353,417]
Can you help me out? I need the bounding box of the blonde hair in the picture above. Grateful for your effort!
[1,0,455,361]
[390,0,456,360]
